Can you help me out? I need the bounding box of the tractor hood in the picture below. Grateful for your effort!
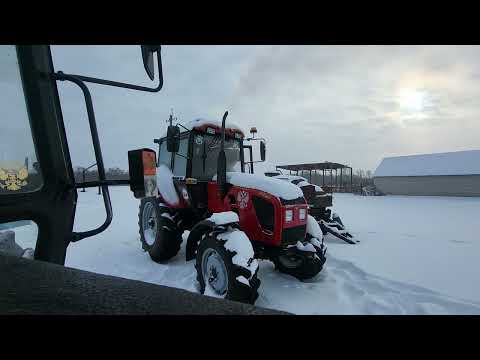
[214,172,304,201]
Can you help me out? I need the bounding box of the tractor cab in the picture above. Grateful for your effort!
[156,118,246,182]
[152,116,269,213]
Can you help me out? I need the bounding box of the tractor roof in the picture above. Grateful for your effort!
[185,118,245,138]
[160,118,245,139]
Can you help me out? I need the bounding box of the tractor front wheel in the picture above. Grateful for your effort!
[273,251,325,281]
[195,230,260,305]
[138,197,182,262]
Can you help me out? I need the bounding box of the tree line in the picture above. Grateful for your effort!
[73,166,129,183]
[73,165,375,193]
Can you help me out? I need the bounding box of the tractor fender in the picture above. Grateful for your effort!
[185,214,240,261]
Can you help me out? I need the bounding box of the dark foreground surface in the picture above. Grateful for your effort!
[0,254,286,315]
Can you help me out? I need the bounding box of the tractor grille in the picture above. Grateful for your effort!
[281,225,306,246]
[252,196,274,232]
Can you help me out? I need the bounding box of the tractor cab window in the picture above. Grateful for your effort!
[0,45,43,194]
[158,140,171,168]
[172,137,188,177]
[191,133,241,181]
[0,221,37,259]
[0,45,44,259]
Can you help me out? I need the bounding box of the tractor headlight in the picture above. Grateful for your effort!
[285,210,293,222]
[299,208,306,220]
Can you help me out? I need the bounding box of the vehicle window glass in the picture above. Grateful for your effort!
[191,134,241,181]
[0,45,43,194]
[0,220,37,259]
[173,138,188,177]
[158,140,171,168]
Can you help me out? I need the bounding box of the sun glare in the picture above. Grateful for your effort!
[398,89,426,112]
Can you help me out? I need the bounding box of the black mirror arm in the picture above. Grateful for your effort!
[245,137,266,142]
[56,52,164,93]
[177,124,191,132]
[53,72,113,242]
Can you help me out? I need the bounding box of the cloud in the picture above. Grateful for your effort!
[49,45,480,174]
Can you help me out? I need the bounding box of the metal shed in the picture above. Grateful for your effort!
[373,150,480,197]
[275,162,354,192]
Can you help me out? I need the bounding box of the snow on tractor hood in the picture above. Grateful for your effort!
[159,118,244,138]
[273,174,325,193]
[185,118,243,132]
[273,174,308,182]
[214,172,304,201]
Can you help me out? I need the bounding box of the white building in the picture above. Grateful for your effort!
[373,150,480,197]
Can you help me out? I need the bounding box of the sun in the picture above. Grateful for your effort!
[398,89,426,112]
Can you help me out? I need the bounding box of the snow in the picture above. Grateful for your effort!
[306,215,324,239]
[22,248,34,259]
[296,241,317,253]
[207,211,239,226]
[161,213,174,221]
[160,118,245,138]
[63,187,480,314]
[309,237,323,248]
[217,227,258,276]
[184,118,243,133]
[271,174,323,191]
[219,172,304,200]
[272,174,308,182]
[156,164,179,206]
[374,149,480,177]
[0,221,38,253]
[236,275,250,286]
[297,181,311,188]
[204,284,224,299]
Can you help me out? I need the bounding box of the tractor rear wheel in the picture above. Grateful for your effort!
[138,197,182,262]
[195,230,260,305]
[274,251,325,281]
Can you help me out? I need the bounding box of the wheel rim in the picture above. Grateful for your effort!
[202,248,228,295]
[142,202,157,246]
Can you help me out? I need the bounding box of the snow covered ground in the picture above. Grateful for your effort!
[24,186,480,314]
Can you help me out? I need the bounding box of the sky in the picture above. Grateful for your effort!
[50,45,480,174]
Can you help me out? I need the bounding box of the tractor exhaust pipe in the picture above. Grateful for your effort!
[217,111,228,199]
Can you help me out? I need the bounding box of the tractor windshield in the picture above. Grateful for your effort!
[191,133,241,181]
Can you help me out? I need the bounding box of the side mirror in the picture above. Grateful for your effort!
[260,141,266,162]
[166,125,180,153]
[141,45,161,81]
[128,148,158,199]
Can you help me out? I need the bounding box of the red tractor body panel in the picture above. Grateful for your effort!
[207,182,307,247]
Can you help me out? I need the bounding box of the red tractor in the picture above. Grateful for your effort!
[137,112,327,304]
